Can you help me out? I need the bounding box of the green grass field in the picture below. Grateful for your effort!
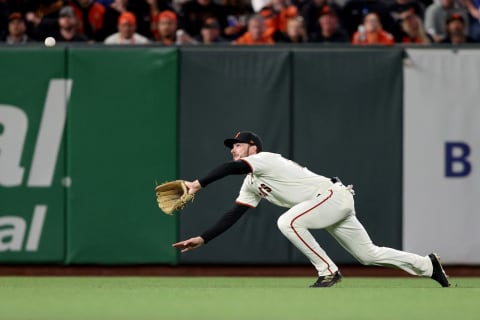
[1,277,479,320]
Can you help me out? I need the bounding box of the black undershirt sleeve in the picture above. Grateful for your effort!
[200,203,250,244]
[198,160,251,188]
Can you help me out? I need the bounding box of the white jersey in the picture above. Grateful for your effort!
[228,151,434,283]
[236,152,332,208]
[104,33,150,45]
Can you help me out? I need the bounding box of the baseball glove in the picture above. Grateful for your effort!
[155,180,194,215]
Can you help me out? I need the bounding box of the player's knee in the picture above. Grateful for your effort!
[354,247,380,265]
[277,215,293,233]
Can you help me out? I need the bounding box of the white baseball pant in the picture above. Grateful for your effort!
[277,183,433,277]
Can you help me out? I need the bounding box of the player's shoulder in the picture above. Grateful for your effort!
[243,152,284,163]
[249,151,281,159]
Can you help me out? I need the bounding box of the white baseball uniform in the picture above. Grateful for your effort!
[236,152,433,277]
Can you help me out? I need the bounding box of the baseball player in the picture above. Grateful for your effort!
[173,131,450,287]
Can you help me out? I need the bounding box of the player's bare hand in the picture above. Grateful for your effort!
[185,180,202,195]
[172,236,204,253]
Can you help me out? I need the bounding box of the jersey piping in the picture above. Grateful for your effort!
[290,189,334,275]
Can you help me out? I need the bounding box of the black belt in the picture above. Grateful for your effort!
[330,176,342,184]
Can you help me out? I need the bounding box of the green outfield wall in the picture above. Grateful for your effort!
[1,46,402,264]
[0,47,179,264]
[178,47,403,264]
[0,49,67,263]
[290,48,403,264]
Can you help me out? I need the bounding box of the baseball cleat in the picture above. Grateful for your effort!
[429,253,450,287]
[310,271,342,288]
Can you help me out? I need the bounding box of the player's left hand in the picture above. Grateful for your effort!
[172,236,205,253]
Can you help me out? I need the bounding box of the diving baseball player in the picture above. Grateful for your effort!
[173,131,450,287]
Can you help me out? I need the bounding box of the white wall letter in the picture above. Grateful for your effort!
[28,79,72,187]
[25,205,47,251]
[0,217,26,251]
[0,105,28,186]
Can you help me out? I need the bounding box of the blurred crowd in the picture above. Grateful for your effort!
[1,0,479,45]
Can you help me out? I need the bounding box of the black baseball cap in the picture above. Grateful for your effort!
[224,131,263,152]
[318,5,338,18]
[202,17,220,29]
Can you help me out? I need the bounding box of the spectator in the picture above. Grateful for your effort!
[224,0,254,40]
[50,6,89,42]
[196,17,228,43]
[155,9,179,45]
[104,11,149,44]
[69,0,106,41]
[25,0,64,40]
[385,0,425,38]
[259,0,298,40]
[301,0,343,40]
[4,12,32,44]
[271,0,298,33]
[440,11,476,43]
[234,14,275,44]
[342,0,392,37]
[396,7,432,43]
[101,0,129,40]
[425,0,469,42]
[179,0,228,38]
[155,9,197,45]
[387,0,426,22]
[309,4,349,42]
[145,0,175,40]
[464,0,480,41]
[352,12,395,45]
[277,16,308,42]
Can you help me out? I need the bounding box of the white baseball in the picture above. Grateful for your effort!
[44,37,56,47]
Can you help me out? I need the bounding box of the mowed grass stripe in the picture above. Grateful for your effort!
[1,277,479,320]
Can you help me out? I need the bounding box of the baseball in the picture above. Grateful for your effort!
[44,37,56,47]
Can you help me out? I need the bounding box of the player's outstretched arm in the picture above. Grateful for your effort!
[172,204,250,253]
[198,161,251,188]
[172,236,205,253]
[182,161,250,196]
